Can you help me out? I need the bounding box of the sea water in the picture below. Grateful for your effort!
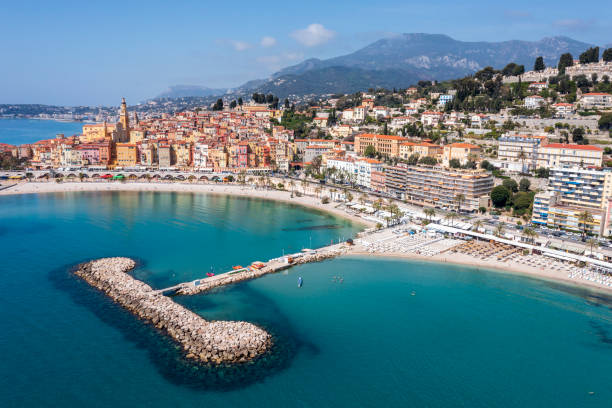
[1,191,611,407]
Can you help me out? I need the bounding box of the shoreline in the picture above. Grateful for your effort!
[348,250,612,296]
[0,181,374,228]
[3,180,611,296]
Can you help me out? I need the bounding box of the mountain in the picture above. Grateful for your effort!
[155,85,226,99]
[244,34,595,98]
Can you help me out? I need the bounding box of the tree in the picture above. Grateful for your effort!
[578,211,594,238]
[455,193,465,213]
[284,98,290,109]
[419,156,437,166]
[494,223,506,237]
[534,56,545,72]
[238,97,243,106]
[229,100,237,109]
[598,113,612,131]
[502,178,518,193]
[491,185,511,208]
[586,238,599,256]
[579,47,599,64]
[572,128,585,144]
[522,227,537,243]
[364,145,376,158]
[449,158,461,168]
[444,212,458,227]
[535,167,550,178]
[519,178,531,192]
[423,208,435,222]
[407,153,420,165]
[558,53,574,74]
[212,98,223,111]
[603,48,612,63]
[473,220,483,232]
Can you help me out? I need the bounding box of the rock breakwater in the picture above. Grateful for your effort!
[74,257,271,365]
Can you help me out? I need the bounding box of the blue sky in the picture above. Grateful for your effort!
[1,0,610,106]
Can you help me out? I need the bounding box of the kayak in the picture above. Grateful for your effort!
[298,277,303,288]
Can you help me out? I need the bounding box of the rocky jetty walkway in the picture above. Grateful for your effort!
[74,257,271,365]
[175,243,350,296]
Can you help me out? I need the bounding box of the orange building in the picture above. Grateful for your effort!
[354,134,408,157]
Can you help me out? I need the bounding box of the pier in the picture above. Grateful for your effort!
[154,242,351,296]
[74,242,351,365]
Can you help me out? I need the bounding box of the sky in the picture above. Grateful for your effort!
[1,0,610,106]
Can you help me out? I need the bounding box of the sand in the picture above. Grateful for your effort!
[3,180,611,295]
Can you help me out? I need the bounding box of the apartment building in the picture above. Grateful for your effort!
[442,143,481,166]
[381,164,493,211]
[497,134,547,172]
[580,92,612,109]
[354,134,408,157]
[537,144,603,168]
[532,167,612,235]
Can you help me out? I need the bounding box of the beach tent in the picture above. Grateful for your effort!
[101,174,113,179]
[112,174,124,180]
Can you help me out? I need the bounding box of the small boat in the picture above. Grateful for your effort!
[298,277,303,288]
[232,265,243,270]
[206,272,215,277]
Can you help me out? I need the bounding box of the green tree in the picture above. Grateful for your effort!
[598,113,612,130]
[494,223,506,237]
[558,53,574,74]
[364,145,377,158]
[491,185,511,208]
[449,158,461,168]
[578,210,594,238]
[579,47,599,64]
[238,97,243,106]
[603,48,612,63]
[535,167,550,178]
[229,100,237,109]
[455,193,465,213]
[407,153,420,165]
[212,98,223,111]
[522,227,537,243]
[519,178,531,192]
[572,127,585,144]
[502,178,518,193]
[534,56,545,72]
[419,156,437,165]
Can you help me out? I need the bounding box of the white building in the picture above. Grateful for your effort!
[524,95,545,108]
[580,93,612,109]
[356,158,383,189]
[193,143,209,170]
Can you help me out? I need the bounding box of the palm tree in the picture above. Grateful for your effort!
[373,198,383,214]
[455,193,465,213]
[444,212,458,227]
[359,194,367,206]
[586,238,599,256]
[344,189,353,203]
[578,211,594,238]
[521,227,537,243]
[423,207,435,222]
[473,219,483,232]
[289,180,296,193]
[301,180,308,195]
[517,148,527,173]
[494,223,506,237]
[315,186,322,198]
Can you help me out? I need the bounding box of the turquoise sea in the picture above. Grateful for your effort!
[1,191,612,407]
[0,118,84,145]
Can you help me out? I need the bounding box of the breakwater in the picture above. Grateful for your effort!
[74,257,271,365]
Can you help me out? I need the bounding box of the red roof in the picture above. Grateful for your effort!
[542,143,603,151]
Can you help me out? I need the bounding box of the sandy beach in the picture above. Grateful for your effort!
[3,180,612,296]
[0,180,375,228]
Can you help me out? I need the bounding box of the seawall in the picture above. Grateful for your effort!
[74,257,271,365]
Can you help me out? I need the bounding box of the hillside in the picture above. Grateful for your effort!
[245,34,594,97]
